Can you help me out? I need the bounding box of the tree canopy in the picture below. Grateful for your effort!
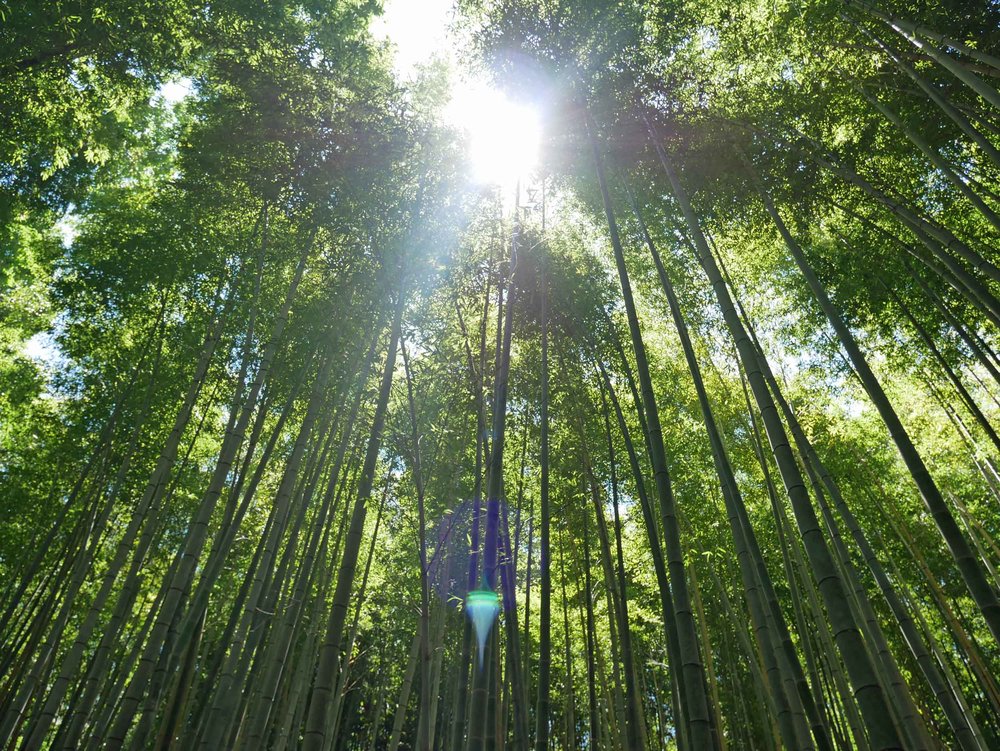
[2,1,1000,749]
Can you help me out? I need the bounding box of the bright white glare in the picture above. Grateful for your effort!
[56,211,78,247]
[370,0,452,79]
[23,331,62,369]
[370,0,541,186]
[157,77,193,105]
[446,80,541,186]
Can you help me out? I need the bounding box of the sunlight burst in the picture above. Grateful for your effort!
[370,0,541,187]
[446,82,541,187]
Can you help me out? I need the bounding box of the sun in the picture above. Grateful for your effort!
[369,0,541,188]
[446,80,541,187]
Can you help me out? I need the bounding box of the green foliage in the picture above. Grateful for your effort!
[3,1,1000,749]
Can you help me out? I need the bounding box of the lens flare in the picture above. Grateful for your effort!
[465,588,500,669]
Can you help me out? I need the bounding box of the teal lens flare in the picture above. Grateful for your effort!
[465,588,500,669]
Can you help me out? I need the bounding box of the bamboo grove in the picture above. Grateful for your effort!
[2,0,1000,749]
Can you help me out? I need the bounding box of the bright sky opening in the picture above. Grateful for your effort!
[158,78,193,105]
[371,0,541,187]
[447,83,540,186]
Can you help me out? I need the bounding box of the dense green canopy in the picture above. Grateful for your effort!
[2,1,1000,749]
